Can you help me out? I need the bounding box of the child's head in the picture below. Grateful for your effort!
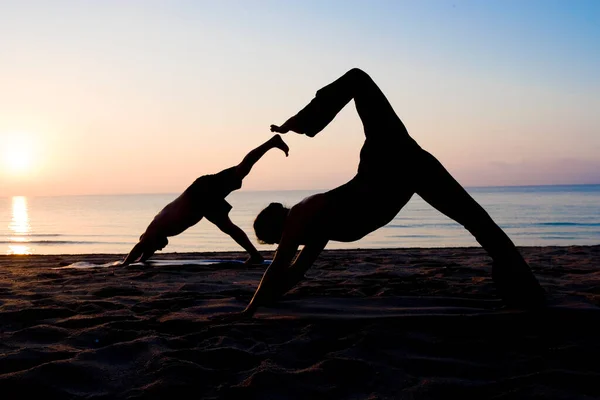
[253,202,289,244]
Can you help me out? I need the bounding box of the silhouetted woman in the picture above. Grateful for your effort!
[241,68,545,318]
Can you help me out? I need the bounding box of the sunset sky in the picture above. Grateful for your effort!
[1,0,599,197]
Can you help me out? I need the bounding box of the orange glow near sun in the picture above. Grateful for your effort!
[1,132,35,176]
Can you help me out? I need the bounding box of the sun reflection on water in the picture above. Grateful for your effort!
[8,244,31,255]
[7,196,31,255]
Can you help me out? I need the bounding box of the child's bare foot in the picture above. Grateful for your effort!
[270,134,289,157]
[244,254,265,265]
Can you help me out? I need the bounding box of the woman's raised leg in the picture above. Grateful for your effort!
[271,68,408,138]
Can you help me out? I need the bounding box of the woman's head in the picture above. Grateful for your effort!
[253,202,290,244]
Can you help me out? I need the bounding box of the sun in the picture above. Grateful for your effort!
[4,148,32,173]
[1,133,35,175]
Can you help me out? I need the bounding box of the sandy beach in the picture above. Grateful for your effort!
[1,245,599,399]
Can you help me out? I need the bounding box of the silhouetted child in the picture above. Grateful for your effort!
[121,134,289,266]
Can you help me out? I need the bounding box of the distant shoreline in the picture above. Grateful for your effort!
[3,182,600,199]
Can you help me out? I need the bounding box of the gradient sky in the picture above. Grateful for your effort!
[1,0,599,197]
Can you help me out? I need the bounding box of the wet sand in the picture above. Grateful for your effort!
[1,245,600,399]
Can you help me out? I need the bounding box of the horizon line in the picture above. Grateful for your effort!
[2,182,600,199]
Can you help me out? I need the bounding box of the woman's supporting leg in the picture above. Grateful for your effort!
[413,149,545,307]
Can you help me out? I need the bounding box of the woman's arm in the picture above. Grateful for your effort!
[242,231,300,316]
[242,218,328,316]
[279,238,328,296]
[222,195,328,320]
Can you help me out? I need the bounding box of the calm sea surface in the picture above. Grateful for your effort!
[1,185,599,255]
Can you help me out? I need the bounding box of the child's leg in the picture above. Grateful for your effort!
[272,68,408,138]
[227,224,264,264]
[413,150,545,306]
[235,134,289,180]
[206,213,264,264]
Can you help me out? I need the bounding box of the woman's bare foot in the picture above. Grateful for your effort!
[269,134,289,157]
[492,261,546,308]
[270,124,289,133]
[270,114,304,135]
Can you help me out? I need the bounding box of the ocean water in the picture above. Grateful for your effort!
[1,185,599,256]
